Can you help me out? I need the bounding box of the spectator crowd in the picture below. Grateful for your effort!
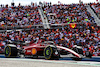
[0,24,100,56]
[0,2,100,56]
[43,3,95,24]
[0,4,42,28]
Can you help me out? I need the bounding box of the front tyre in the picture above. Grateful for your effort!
[44,45,59,60]
[5,46,18,58]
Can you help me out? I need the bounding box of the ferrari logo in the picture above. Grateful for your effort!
[71,24,75,28]
[69,23,76,28]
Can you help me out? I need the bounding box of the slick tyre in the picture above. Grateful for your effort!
[44,45,59,60]
[5,46,18,58]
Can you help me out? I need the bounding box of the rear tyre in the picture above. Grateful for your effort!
[44,45,60,60]
[5,46,18,58]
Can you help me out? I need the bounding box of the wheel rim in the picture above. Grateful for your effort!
[44,46,52,59]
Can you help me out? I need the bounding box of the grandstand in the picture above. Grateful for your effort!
[0,2,100,56]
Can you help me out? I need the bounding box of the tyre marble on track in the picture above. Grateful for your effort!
[0,58,99,67]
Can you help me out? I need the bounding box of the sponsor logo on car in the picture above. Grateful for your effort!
[27,50,31,53]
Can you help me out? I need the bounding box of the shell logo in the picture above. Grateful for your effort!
[31,48,37,55]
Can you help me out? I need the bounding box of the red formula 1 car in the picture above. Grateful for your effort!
[4,39,92,60]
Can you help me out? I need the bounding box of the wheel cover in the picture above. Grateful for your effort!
[5,46,11,57]
[46,50,49,55]
[6,48,8,54]
[44,46,53,59]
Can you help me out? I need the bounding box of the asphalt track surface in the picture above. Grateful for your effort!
[0,58,100,67]
[0,54,100,67]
